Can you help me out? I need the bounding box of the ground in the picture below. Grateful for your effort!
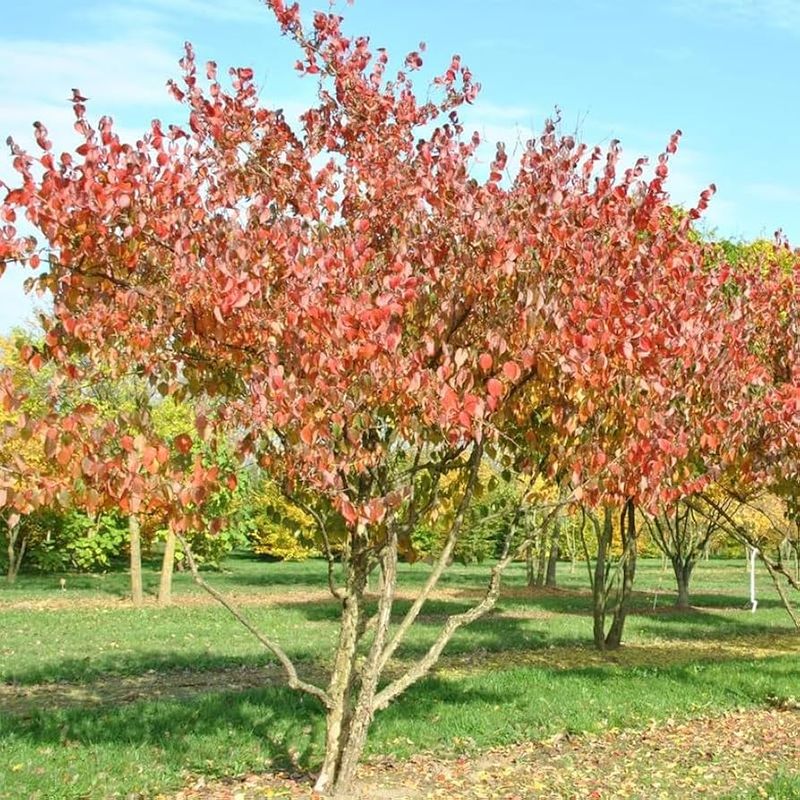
[1,556,799,799]
[175,708,800,799]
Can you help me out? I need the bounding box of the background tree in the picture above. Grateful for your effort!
[645,494,729,608]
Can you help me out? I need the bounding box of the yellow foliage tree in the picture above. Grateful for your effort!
[249,480,320,561]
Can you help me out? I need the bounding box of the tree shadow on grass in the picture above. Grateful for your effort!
[0,673,525,773]
[630,606,799,640]
[2,649,325,687]
[270,596,562,657]
[1,684,326,774]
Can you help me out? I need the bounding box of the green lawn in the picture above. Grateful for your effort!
[1,555,798,799]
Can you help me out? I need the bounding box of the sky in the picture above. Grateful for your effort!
[1,0,799,332]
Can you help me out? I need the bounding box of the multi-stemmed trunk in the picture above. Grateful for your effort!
[604,499,637,648]
[176,446,571,798]
[589,501,637,651]
[650,498,721,609]
[314,535,400,796]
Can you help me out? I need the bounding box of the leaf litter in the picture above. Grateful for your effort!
[171,708,800,799]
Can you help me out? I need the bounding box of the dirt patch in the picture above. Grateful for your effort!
[0,589,335,613]
[172,708,800,799]
[0,585,487,613]
[437,631,800,676]
[0,664,298,716]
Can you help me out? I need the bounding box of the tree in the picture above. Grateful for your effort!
[703,238,800,625]
[645,494,729,608]
[0,333,58,581]
[0,2,764,793]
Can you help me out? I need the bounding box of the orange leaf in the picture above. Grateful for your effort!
[300,424,315,446]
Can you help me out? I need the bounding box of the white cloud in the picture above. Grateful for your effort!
[0,38,177,153]
[0,25,182,333]
[670,0,800,33]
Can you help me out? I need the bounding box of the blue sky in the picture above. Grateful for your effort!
[2,0,799,332]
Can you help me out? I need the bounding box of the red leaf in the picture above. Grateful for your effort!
[487,378,503,398]
[341,498,357,524]
[502,361,520,381]
[174,434,192,454]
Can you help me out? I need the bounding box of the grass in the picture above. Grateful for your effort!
[1,555,798,798]
[753,774,800,800]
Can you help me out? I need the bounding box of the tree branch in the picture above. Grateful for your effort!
[377,440,483,672]
[175,532,332,708]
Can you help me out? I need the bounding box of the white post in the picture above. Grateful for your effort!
[749,546,758,612]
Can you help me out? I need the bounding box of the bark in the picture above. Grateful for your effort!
[526,542,535,588]
[324,534,398,797]
[545,515,560,588]
[590,501,637,651]
[314,543,369,796]
[157,529,177,605]
[591,507,613,651]
[672,558,694,608]
[129,514,144,607]
[6,523,26,583]
[604,499,637,649]
[535,527,548,587]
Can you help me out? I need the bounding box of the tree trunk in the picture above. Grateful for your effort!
[605,499,637,649]
[157,529,177,605]
[545,515,560,588]
[592,507,613,651]
[526,542,535,588]
[535,523,548,587]
[314,545,369,796]
[672,558,694,608]
[315,452,485,796]
[326,537,399,797]
[129,514,144,607]
[6,523,26,584]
